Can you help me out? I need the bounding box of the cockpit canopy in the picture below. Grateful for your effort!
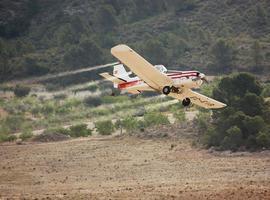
[154,65,167,73]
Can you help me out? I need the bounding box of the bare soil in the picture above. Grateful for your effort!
[0,136,269,200]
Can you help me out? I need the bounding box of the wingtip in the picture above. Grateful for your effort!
[111,44,131,55]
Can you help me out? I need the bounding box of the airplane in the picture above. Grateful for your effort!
[100,44,226,109]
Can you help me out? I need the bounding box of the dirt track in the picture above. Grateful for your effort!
[0,136,269,199]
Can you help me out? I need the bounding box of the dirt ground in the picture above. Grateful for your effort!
[0,136,269,200]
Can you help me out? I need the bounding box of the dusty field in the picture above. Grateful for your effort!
[0,136,269,200]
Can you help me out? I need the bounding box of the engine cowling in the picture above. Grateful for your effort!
[182,98,191,107]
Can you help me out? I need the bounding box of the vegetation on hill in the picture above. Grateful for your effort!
[196,73,270,150]
[1,0,270,82]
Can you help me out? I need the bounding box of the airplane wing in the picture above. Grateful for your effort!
[169,89,226,109]
[111,44,173,90]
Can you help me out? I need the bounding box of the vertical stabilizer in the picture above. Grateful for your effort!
[113,64,131,81]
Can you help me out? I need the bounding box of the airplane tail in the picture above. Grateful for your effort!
[113,64,131,81]
[100,64,134,90]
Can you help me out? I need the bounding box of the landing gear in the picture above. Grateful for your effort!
[162,86,171,95]
[163,86,181,95]
[182,98,191,107]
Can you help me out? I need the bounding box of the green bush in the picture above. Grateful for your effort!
[14,85,31,97]
[194,111,212,134]
[101,95,129,104]
[20,130,33,141]
[41,102,55,115]
[43,127,70,136]
[199,73,269,150]
[69,124,92,137]
[173,109,186,122]
[73,84,98,93]
[83,96,102,107]
[256,131,270,148]
[144,112,170,127]
[262,83,270,97]
[121,117,140,133]
[53,93,67,100]
[0,134,17,142]
[95,120,114,135]
[221,126,243,150]
[2,115,26,132]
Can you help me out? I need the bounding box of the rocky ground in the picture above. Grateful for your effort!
[0,131,269,200]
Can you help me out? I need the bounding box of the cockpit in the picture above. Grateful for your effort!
[154,65,167,73]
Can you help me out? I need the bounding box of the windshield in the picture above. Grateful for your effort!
[154,65,167,73]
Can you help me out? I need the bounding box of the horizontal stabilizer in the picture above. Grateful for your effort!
[99,72,125,84]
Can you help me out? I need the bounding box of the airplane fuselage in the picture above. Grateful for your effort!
[117,70,203,93]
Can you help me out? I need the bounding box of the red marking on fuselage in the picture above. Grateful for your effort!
[118,80,141,89]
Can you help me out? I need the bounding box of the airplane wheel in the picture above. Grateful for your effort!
[162,86,171,95]
[182,98,191,107]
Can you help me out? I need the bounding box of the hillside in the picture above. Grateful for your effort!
[0,0,270,81]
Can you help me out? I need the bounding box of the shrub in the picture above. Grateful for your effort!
[69,124,92,137]
[173,109,186,122]
[20,130,33,141]
[121,117,140,133]
[45,83,60,91]
[202,127,221,147]
[0,133,17,142]
[43,127,70,136]
[95,120,114,135]
[3,115,26,132]
[14,84,31,97]
[262,83,270,97]
[194,111,211,134]
[87,84,98,92]
[101,95,129,104]
[83,96,102,107]
[144,112,170,127]
[256,131,270,148]
[41,102,55,115]
[221,126,243,150]
[53,93,67,100]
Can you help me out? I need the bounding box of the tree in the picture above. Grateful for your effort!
[96,5,118,31]
[63,39,103,68]
[211,39,237,73]
[255,5,267,27]
[251,40,263,72]
[14,85,31,97]
[202,73,268,150]
[221,126,242,150]
[141,39,168,65]
[212,73,262,106]
[27,0,40,17]
[21,57,49,76]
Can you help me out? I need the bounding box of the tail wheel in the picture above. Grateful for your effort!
[162,86,171,95]
[182,98,191,107]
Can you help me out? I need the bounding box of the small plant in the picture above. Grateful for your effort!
[172,108,186,122]
[121,116,140,133]
[53,93,67,100]
[69,124,92,137]
[95,120,114,135]
[14,85,31,97]
[83,96,102,107]
[101,95,129,104]
[0,134,17,142]
[43,127,70,136]
[20,130,33,141]
[143,112,170,127]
